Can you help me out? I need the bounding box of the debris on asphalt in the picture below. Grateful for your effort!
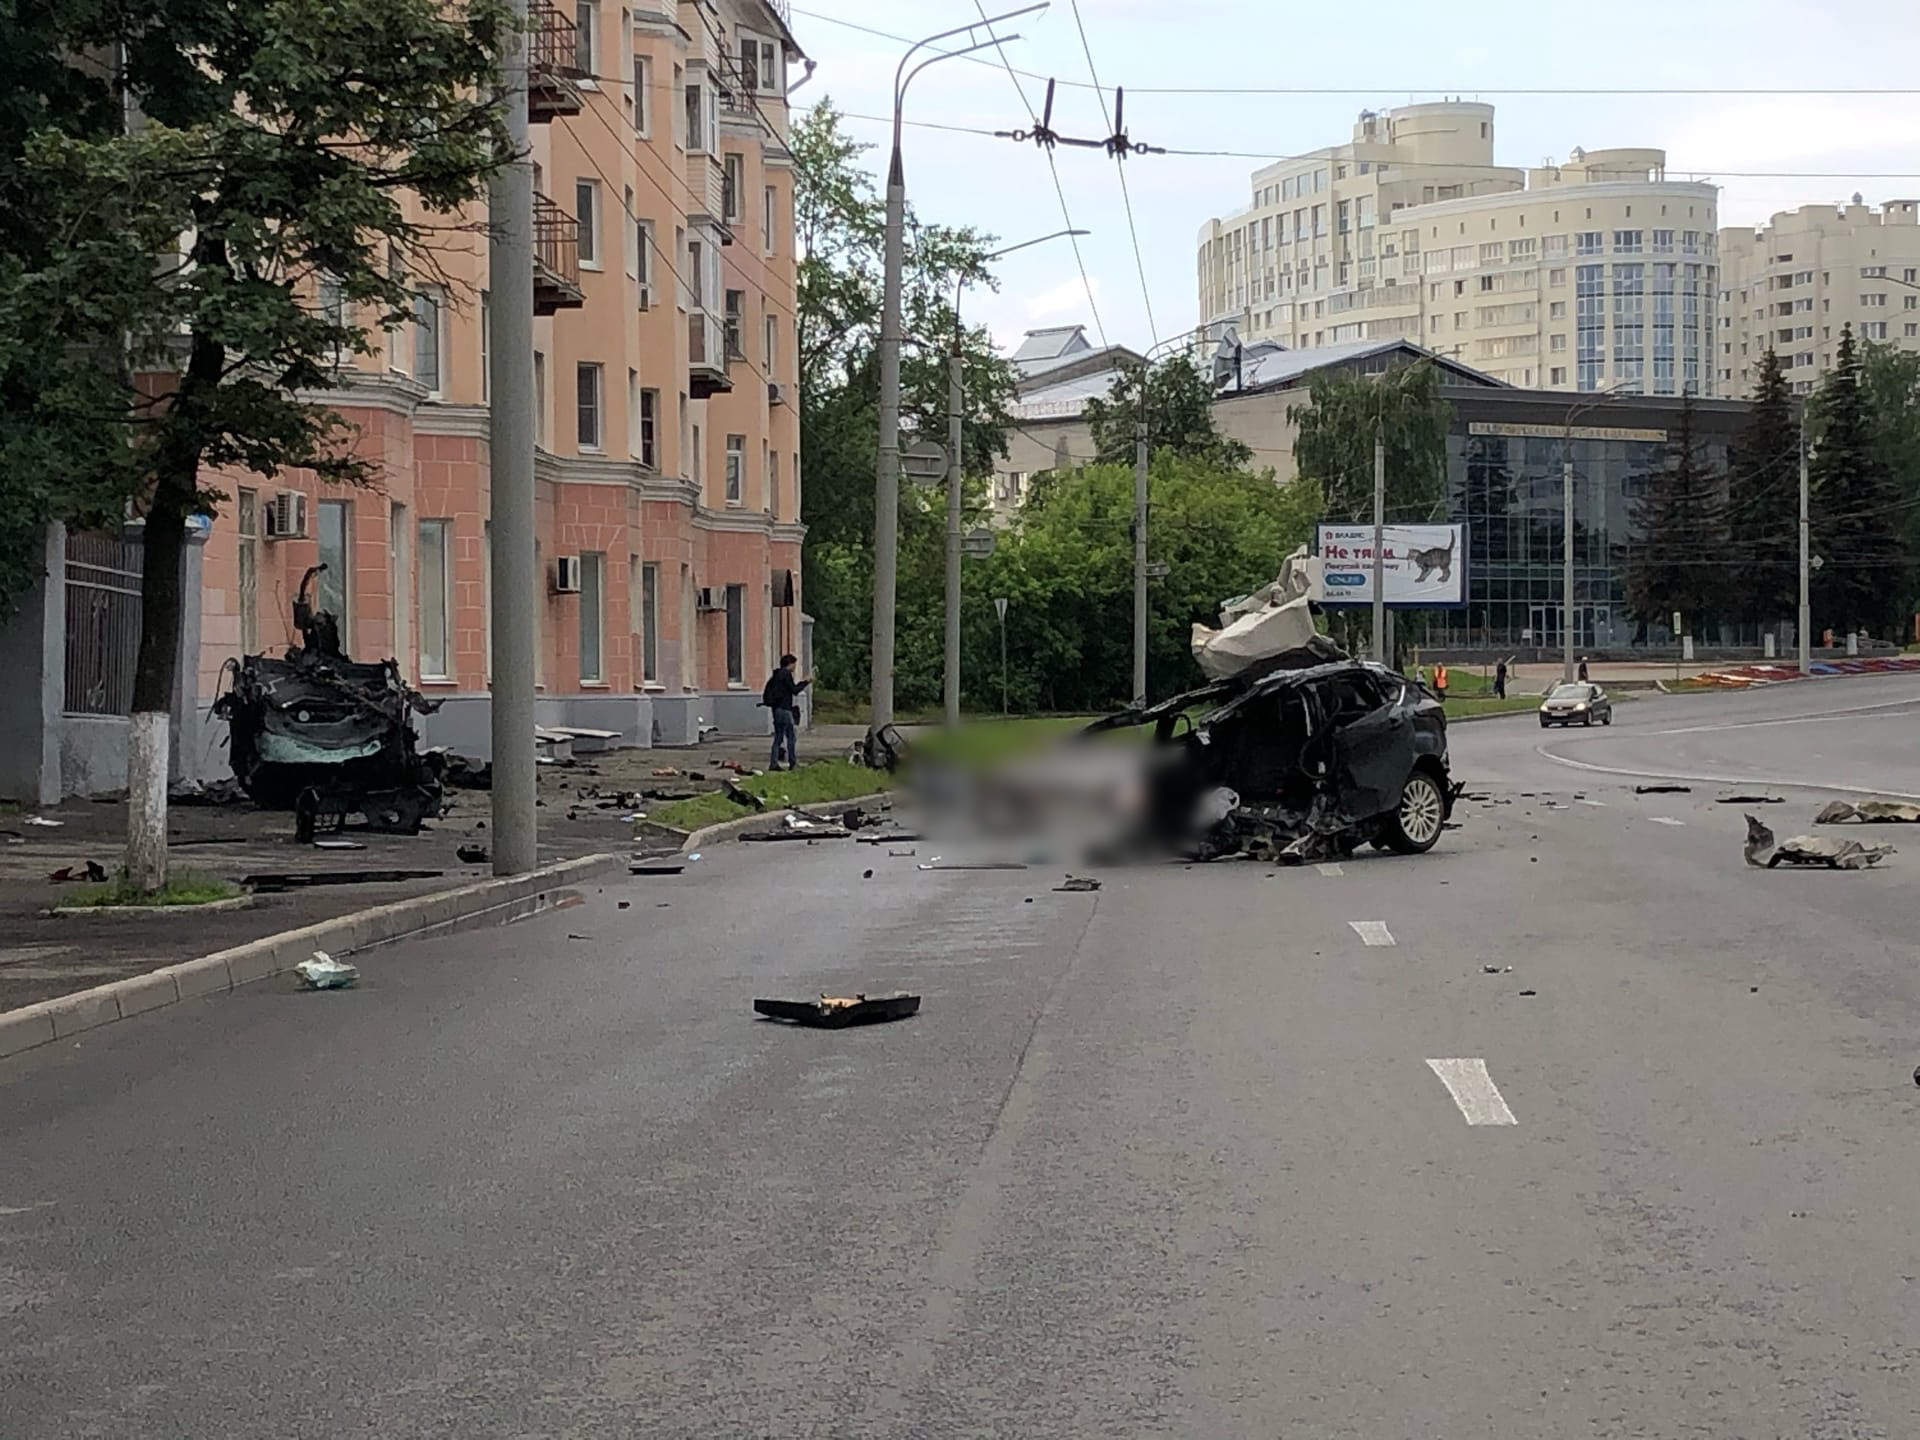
[1716,792,1785,804]
[918,861,1029,871]
[170,776,246,806]
[456,843,489,863]
[295,950,358,989]
[740,814,851,842]
[1482,964,1513,974]
[313,838,366,851]
[629,861,685,876]
[47,861,109,884]
[617,900,631,909]
[889,847,918,857]
[1814,799,1920,825]
[1634,784,1692,795]
[687,852,702,862]
[567,933,588,941]
[24,815,63,827]
[1743,814,1894,870]
[753,992,921,1028]
[1518,988,1538,997]
[651,766,681,778]
[1054,876,1102,892]
[862,869,874,879]
[1913,1065,1920,1089]
[724,780,766,811]
[242,868,444,892]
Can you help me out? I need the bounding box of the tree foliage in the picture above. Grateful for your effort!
[1723,349,1801,629]
[1809,325,1909,637]
[1859,339,1920,624]
[1081,356,1251,470]
[1290,362,1452,524]
[1624,391,1726,629]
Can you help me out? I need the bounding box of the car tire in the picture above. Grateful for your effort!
[1602,712,1612,725]
[1384,769,1447,854]
[1583,712,1593,726]
[1539,716,1551,728]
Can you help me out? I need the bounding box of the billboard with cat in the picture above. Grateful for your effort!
[1313,523,1468,608]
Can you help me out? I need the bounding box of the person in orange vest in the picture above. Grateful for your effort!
[1432,660,1449,702]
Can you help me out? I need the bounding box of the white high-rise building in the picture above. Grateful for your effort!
[1717,197,1920,396]
[1196,102,1720,394]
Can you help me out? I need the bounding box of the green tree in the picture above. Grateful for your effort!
[962,455,1319,710]
[3,0,512,888]
[792,100,1014,698]
[1809,325,1909,638]
[1723,349,1801,632]
[1290,361,1452,524]
[1624,391,1726,631]
[1081,356,1251,470]
[1859,339,1920,624]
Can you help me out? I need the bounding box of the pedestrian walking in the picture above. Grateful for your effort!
[761,653,809,771]
[1577,656,1590,682]
[1433,660,1449,703]
[1494,657,1508,699]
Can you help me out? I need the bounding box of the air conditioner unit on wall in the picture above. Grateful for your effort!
[767,381,788,406]
[695,585,724,612]
[552,555,582,593]
[264,490,308,540]
[637,284,653,312]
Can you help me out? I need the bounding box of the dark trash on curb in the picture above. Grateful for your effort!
[47,861,109,884]
[1634,783,1692,795]
[242,868,444,893]
[1717,792,1784,804]
[1054,875,1102,892]
[753,992,921,1028]
[629,861,686,876]
[456,843,490,864]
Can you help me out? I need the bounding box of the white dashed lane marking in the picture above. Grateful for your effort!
[1425,1058,1519,1126]
[1576,798,1607,807]
[1648,816,1686,826]
[1348,920,1395,947]
[1315,863,1345,877]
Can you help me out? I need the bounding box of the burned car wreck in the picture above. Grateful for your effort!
[212,566,446,836]
[1086,646,1461,863]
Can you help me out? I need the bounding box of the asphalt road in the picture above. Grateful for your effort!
[7,678,1920,1437]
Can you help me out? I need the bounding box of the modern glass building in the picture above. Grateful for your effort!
[1425,386,1755,652]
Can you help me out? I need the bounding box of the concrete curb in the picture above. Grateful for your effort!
[0,853,624,1062]
[46,895,257,919]
[681,790,897,854]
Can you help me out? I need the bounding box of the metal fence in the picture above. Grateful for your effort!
[63,530,143,717]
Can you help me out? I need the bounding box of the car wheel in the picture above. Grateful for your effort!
[1583,712,1593,726]
[1384,770,1447,854]
[1539,716,1550,728]
[1602,711,1612,725]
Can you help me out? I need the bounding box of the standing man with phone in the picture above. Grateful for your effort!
[762,654,810,771]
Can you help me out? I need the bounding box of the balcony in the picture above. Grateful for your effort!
[688,311,732,399]
[527,3,586,123]
[533,193,585,315]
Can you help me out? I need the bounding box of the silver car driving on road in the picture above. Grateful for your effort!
[1539,681,1613,728]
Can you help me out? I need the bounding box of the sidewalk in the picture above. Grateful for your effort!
[0,724,872,1015]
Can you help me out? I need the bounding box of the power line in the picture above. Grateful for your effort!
[1064,0,1157,343]
[792,9,1920,96]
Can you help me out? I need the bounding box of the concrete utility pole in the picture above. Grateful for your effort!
[869,7,1044,758]
[1562,450,1576,683]
[1134,408,1149,704]
[946,229,1083,729]
[1371,426,1386,664]
[487,0,537,876]
[1798,410,1811,675]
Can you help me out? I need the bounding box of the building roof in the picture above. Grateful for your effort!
[1012,326,1094,367]
[1221,338,1506,395]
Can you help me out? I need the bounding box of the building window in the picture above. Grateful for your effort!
[632,54,650,135]
[1652,230,1674,253]
[418,519,451,679]
[574,0,596,76]
[762,184,776,253]
[575,180,599,267]
[724,582,745,684]
[764,312,777,373]
[723,153,743,224]
[533,350,546,445]
[671,64,684,148]
[635,219,654,301]
[236,488,258,655]
[723,288,744,359]
[1861,293,1887,307]
[1550,366,1567,385]
[691,421,701,483]
[578,552,604,683]
[479,290,490,403]
[768,449,780,516]
[640,561,659,682]
[739,33,777,92]
[1613,230,1642,254]
[638,387,658,468]
[725,434,744,502]
[685,81,705,153]
[316,500,351,633]
[1576,232,1602,256]
[577,361,602,449]
[412,289,441,392]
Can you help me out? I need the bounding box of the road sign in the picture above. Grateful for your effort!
[1144,561,1170,578]
[1811,554,1825,571]
[962,528,995,558]
[902,440,947,485]
[993,597,1009,622]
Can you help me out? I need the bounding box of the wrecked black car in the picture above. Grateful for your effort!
[1086,654,1459,863]
[212,565,445,835]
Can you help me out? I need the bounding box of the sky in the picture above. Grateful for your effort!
[785,0,1920,354]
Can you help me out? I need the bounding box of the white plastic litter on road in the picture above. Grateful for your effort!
[1347,920,1395,947]
[1315,863,1344,877]
[1649,817,1686,827]
[1425,1058,1519,1125]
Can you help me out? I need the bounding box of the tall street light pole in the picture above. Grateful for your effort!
[1130,329,1206,704]
[487,0,536,875]
[946,228,1086,730]
[868,5,1047,761]
[1798,405,1811,675]
[1559,385,1627,684]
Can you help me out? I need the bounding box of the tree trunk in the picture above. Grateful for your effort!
[123,322,220,893]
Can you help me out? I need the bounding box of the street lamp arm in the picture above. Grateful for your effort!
[892,4,1049,139]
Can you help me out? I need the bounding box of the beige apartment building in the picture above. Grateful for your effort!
[1196,102,1720,396]
[1716,197,1920,396]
